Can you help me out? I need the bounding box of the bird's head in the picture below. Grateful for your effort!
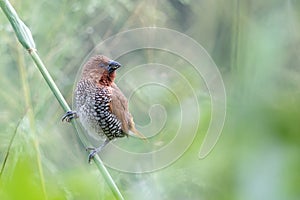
[102,60,122,73]
[82,55,122,86]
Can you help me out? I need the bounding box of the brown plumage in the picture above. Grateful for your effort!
[62,55,144,162]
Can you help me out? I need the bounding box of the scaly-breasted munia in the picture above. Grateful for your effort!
[62,55,143,162]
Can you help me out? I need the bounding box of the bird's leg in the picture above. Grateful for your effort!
[86,139,110,163]
[61,110,78,122]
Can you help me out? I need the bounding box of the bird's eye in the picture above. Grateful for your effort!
[99,63,106,68]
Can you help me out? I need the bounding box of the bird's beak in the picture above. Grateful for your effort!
[108,60,121,73]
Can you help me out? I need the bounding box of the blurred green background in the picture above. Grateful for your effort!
[1,0,300,199]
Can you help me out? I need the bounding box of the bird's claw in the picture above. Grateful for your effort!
[88,150,97,163]
[86,147,97,163]
[62,110,77,122]
[85,140,110,163]
[86,147,95,151]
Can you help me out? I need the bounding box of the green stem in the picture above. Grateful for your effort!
[0,1,124,199]
[0,0,35,50]
[0,118,22,181]
[29,50,71,112]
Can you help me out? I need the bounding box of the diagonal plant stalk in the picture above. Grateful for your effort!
[0,0,124,199]
[0,117,22,181]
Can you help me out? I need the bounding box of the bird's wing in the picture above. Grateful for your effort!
[110,83,147,140]
[110,83,130,133]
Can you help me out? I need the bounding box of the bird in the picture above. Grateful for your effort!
[62,55,145,162]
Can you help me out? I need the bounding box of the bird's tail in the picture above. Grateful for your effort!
[128,127,148,142]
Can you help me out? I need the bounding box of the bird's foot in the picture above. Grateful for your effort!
[87,148,97,163]
[86,147,101,163]
[62,110,78,122]
[85,139,110,163]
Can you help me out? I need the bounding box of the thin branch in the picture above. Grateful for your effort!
[0,117,22,180]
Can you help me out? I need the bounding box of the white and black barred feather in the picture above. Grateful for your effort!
[75,80,126,140]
